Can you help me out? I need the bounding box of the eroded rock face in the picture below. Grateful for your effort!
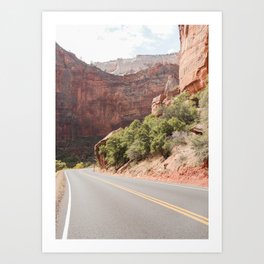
[56,44,179,147]
[151,74,179,116]
[93,53,179,76]
[179,25,208,93]
[151,93,166,116]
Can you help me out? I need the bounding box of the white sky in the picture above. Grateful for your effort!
[56,25,180,63]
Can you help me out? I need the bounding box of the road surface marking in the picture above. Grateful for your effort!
[85,173,208,225]
[62,171,72,239]
[83,169,208,191]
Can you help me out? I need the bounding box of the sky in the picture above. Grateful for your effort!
[56,25,180,63]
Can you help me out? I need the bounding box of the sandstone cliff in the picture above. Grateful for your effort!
[56,43,179,152]
[179,25,208,93]
[151,25,208,116]
[93,53,179,76]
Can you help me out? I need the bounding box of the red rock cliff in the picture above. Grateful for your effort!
[179,25,208,93]
[151,25,208,116]
[56,44,179,146]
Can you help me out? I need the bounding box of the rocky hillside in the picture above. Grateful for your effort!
[93,53,179,76]
[56,44,179,163]
[95,25,209,187]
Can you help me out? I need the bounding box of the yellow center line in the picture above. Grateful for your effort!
[83,172,208,226]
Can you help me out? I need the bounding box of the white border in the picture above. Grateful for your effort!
[42,11,222,253]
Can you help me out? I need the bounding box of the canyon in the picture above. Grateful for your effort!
[56,24,209,187]
[56,44,178,161]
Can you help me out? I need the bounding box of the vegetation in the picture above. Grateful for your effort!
[163,92,198,125]
[56,160,67,172]
[56,159,93,171]
[191,86,208,163]
[56,135,102,169]
[98,89,209,168]
[74,162,86,169]
[191,132,208,163]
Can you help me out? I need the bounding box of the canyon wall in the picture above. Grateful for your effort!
[56,44,179,148]
[93,53,179,76]
[179,25,208,93]
[151,25,209,115]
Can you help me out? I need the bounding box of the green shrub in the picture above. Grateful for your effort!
[74,162,86,169]
[191,87,208,163]
[191,132,208,163]
[162,139,174,158]
[163,92,198,125]
[96,87,208,167]
[168,117,186,131]
[122,119,141,146]
[104,129,128,167]
[56,160,67,172]
[98,144,107,156]
[126,123,151,161]
[150,132,166,154]
[126,139,148,161]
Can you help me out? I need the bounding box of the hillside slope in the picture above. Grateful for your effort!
[94,25,209,186]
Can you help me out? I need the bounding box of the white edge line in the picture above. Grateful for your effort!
[62,171,72,239]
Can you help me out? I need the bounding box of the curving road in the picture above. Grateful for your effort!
[56,168,208,239]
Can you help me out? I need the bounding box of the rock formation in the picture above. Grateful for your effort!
[93,53,179,76]
[56,43,179,149]
[151,74,179,116]
[151,25,208,116]
[179,25,208,93]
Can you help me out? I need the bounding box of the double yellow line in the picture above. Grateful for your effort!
[85,173,208,226]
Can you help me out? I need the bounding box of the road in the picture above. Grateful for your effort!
[56,168,208,239]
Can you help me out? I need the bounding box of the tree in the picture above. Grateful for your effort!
[163,92,198,125]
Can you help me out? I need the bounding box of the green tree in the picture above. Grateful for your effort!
[126,123,151,161]
[163,92,198,125]
[105,130,128,167]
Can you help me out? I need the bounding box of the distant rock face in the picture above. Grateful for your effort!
[179,25,208,93]
[93,53,179,76]
[56,44,179,146]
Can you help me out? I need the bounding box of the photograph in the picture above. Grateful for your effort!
[42,12,222,252]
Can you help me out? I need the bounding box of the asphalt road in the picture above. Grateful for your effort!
[56,168,208,239]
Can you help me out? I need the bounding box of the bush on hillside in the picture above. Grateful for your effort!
[191,86,208,163]
[56,160,67,172]
[191,132,208,163]
[74,162,86,169]
[103,129,128,167]
[98,88,208,167]
[163,92,198,125]
[162,139,174,158]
